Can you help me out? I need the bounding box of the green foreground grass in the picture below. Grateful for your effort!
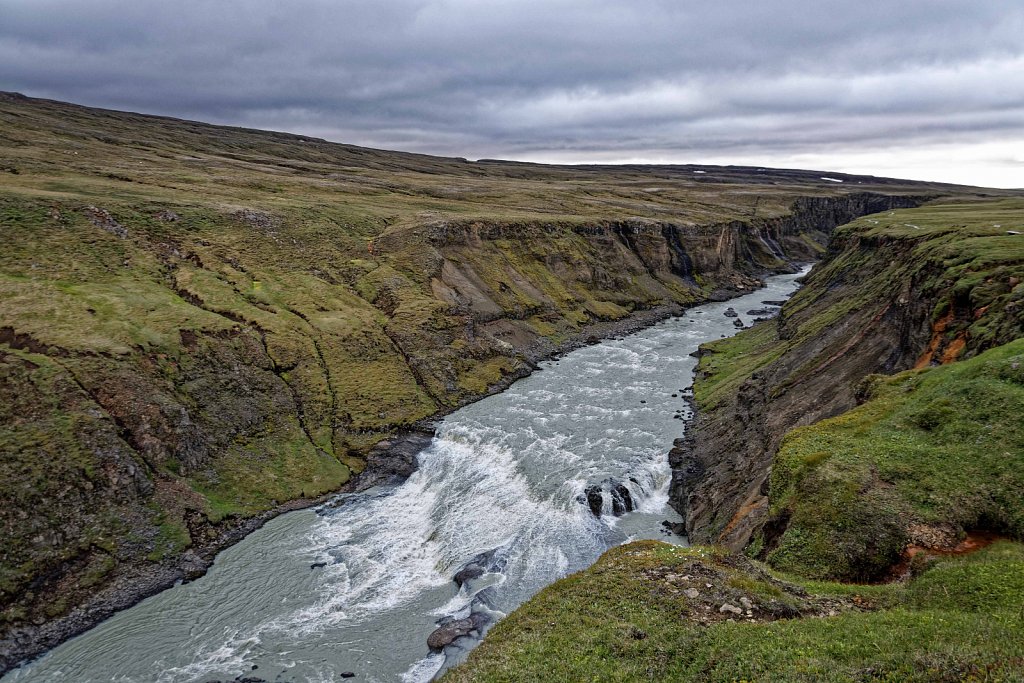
[446,541,1024,683]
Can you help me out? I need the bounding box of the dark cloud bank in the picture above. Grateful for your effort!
[2,0,1023,186]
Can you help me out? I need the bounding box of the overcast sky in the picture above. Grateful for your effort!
[2,0,1023,187]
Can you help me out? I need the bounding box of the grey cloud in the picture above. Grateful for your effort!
[1,0,1023,184]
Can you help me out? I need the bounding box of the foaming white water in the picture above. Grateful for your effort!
[3,269,809,683]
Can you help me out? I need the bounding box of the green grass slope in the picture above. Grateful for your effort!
[756,337,1024,582]
[446,540,1024,682]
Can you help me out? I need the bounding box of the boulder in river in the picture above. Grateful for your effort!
[661,520,687,536]
[723,307,739,318]
[581,479,636,517]
[746,307,776,316]
[452,548,507,587]
[427,612,489,650]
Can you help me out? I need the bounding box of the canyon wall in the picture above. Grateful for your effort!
[671,199,1024,558]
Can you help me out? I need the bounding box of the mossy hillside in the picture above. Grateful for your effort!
[755,338,1024,582]
[445,540,1024,683]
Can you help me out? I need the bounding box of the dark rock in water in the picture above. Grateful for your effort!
[339,673,356,679]
[428,618,474,649]
[746,307,775,316]
[310,561,327,570]
[453,565,485,587]
[353,430,434,491]
[753,316,772,323]
[583,479,635,517]
[661,520,688,536]
[609,482,634,516]
[427,612,489,650]
[732,319,745,328]
[762,299,787,306]
[584,485,604,516]
[452,548,508,587]
[723,307,739,318]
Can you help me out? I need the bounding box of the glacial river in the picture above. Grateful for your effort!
[4,270,807,683]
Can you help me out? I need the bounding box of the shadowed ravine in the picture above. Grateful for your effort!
[2,272,807,683]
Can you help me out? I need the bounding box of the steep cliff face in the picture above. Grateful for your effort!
[671,199,1024,555]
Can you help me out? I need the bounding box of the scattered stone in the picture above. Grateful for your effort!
[719,603,743,615]
[155,209,180,222]
[684,588,700,599]
[740,597,753,610]
[84,206,128,239]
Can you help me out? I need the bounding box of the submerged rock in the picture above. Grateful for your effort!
[452,548,508,587]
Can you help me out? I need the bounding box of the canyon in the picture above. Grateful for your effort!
[1,92,1022,680]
